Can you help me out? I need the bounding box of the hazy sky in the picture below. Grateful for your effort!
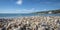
[0,0,60,13]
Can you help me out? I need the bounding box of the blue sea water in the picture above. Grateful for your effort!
[0,13,60,18]
[0,13,36,18]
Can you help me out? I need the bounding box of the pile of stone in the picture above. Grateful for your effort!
[0,16,60,30]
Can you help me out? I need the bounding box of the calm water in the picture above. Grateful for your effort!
[0,13,60,18]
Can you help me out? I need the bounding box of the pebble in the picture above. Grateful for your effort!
[0,16,60,30]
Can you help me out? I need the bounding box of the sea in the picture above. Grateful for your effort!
[0,13,60,18]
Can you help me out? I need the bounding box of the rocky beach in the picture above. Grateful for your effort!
[0,16,60,30]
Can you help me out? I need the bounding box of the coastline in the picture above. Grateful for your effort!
[0,16,60,30]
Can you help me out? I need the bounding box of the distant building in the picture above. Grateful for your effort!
[48,11,52,14]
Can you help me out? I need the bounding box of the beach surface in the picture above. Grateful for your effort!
[0,16,60,30]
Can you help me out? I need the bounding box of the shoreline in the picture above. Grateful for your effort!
[0,16,60,30]
[0,15,60,18]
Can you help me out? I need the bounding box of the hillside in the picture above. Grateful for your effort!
[33,9,60,14]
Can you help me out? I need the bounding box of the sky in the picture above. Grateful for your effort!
[0,0,60,13]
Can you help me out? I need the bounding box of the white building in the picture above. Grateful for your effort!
[48,11,52,14]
